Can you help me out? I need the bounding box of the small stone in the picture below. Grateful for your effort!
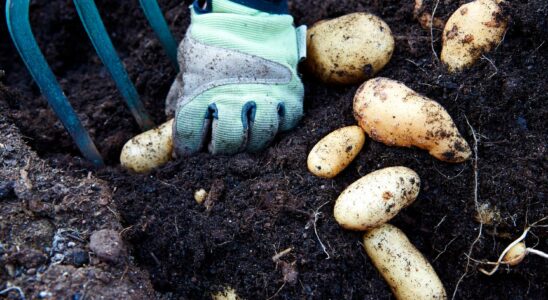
[26,268,37,275]
[65,249,89,267]
[0,181,15,200]
[89,229,125,263]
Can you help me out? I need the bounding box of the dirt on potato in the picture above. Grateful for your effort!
[0,0,547,299]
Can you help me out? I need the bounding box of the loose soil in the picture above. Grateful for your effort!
[1,0,546,299]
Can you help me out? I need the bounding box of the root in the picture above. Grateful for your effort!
[311,201,331,259]
[479,216,548,275]
[430,0,440,62]
[480,55,498,79]
[0,286,26,300]
[452,116,481,300]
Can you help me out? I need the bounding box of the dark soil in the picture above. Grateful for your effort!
[1,0,547,299]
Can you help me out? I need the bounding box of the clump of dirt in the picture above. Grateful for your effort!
[1,0,547,299]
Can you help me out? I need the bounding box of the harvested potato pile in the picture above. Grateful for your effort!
[306,12,394,84]
[353,77,471,163]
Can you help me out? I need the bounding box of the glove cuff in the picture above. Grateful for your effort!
[193,0,288,15]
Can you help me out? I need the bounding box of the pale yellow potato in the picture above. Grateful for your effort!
[334,166,420,230]
[354,78,471,163]
[120,119,174,173]
[363,224,447,300]
[441,0,507,73]
[503,242,527,266]
[307,125,365,178]
[194,188,208,204]
[306,12,395,85]
[211,287,239,300]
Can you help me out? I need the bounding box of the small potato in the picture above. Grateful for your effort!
[212,287,239,300]
[334,166,420,230]
[307,126,365,178]
[441,0,507,72]
[503,242,527,266]
[120,119,174,173]
[306,13,395,85]
[354,78,471,163]
[363,224,447,300]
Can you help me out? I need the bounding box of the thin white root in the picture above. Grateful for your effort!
[272,247,293,262]
[430,0,440,62]
[452,116,481,300]
[0,286,26,300]
[313,201,331,259]
[526,248,548,259]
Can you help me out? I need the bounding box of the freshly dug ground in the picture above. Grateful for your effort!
[1,0,546,299]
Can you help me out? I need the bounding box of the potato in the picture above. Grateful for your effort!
[306,13,395,85]
[363,224,447,300]
[334,166,420,230]
[354,78,471,163]
[307,126,365,178]
[211,287,239,300]
[441,0,507,72]
[120,119,174,173]
[503,242,527,266]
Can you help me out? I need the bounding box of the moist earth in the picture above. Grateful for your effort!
[0,0,547,299]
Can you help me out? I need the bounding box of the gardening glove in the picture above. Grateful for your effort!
[165,0,306,156]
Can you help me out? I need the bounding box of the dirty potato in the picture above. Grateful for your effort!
[334,166,420,230]
[363,224,447,300]
[503,242,527,266]
[120,119,174,173]
[441,0,507,72]
[353,78,471,163]
[306,13,395,85]
[307,126,365,178]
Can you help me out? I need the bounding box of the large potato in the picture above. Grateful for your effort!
[441,0,507,72]
[307,125,365,178]
[354,78,471,163]
[363,224,447,300]
[306,13,395,85]
[334,166,420,230]
[120,119,174,173]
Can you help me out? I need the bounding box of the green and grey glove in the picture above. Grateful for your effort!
[166,0,306,156]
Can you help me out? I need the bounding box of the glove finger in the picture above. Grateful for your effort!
[208,100,251,155]
[246,99,280,153]
[278,99,303,132]
[173,100,210,156]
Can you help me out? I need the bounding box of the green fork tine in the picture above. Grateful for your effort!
[5,0,104,166]
[73,0,155,131]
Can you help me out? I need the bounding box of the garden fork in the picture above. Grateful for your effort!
[5,0,180,166]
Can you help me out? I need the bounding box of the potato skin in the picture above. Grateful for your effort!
[441,0,507,73]
[353,77,471,163]
[363,224,447,300]
[334,167,420,230]
[307,126,365,178]
[503,242,526,266]
[120,119,174,173]
[306,13,395,85]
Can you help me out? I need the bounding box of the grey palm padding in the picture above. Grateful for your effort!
[165,35,293,117]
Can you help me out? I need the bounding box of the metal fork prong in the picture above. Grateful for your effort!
[5,0,104,167]
[73,0,155,131]
[139,0,179,71]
